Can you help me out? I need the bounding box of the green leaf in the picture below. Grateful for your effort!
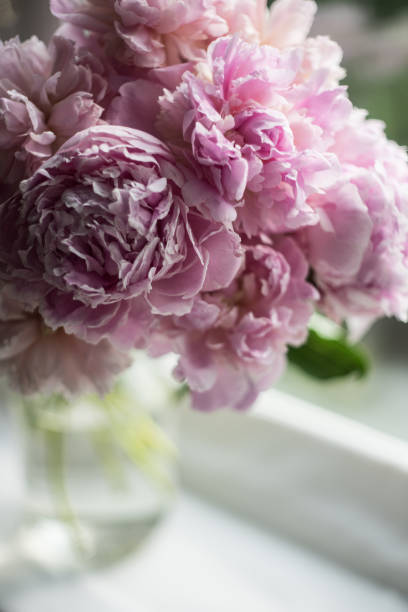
[287,329,370,381]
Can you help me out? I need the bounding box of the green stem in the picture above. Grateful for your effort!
[44,428,87,556]
[91,428,128,490]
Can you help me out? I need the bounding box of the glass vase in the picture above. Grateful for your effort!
[14,355,179,572]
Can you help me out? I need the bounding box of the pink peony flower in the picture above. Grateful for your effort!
[301,120,408,336]
[148,236,317,410]
[216,0,316,48]
[0,125,242,348]
[50,0,228,69]
[0,35,106,198]
[0,290,131,396]
[1,0,407,407]
[217,0,343,88]
[156,35,340,231]
[105,63,193,137]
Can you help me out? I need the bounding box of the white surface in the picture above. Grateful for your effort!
[1,392,408,611]
[277,359,408,442]
[180,389,408,594]
[254,388,408,466]
[1,494,408,612]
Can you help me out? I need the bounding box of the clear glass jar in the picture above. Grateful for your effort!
[15,355,179,571]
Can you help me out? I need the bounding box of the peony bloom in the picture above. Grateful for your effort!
[50,0,228,69]
[50,0,316,70]
[0,35,106,198]
[216,0,316,48]
[217,0,343,88]
[0,125,242,348]
[301,114,408,337]
[217,0,346,87]
[105,62,193,137]
[1,0,407,408]
[0,290,131,396]
[148,236,317,410]
[156,35,340,231]
[152,28,408,336]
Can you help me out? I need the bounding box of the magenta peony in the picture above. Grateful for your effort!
[0,125,242,348]
[50,0,228,69]
[0,35,106,199]
[0,290,131,396]
[50,0,317,71]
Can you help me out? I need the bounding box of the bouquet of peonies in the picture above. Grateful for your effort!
[0,0,407,411]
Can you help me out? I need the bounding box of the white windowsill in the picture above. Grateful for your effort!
[180,388,408,595]
[1,387,408,610]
